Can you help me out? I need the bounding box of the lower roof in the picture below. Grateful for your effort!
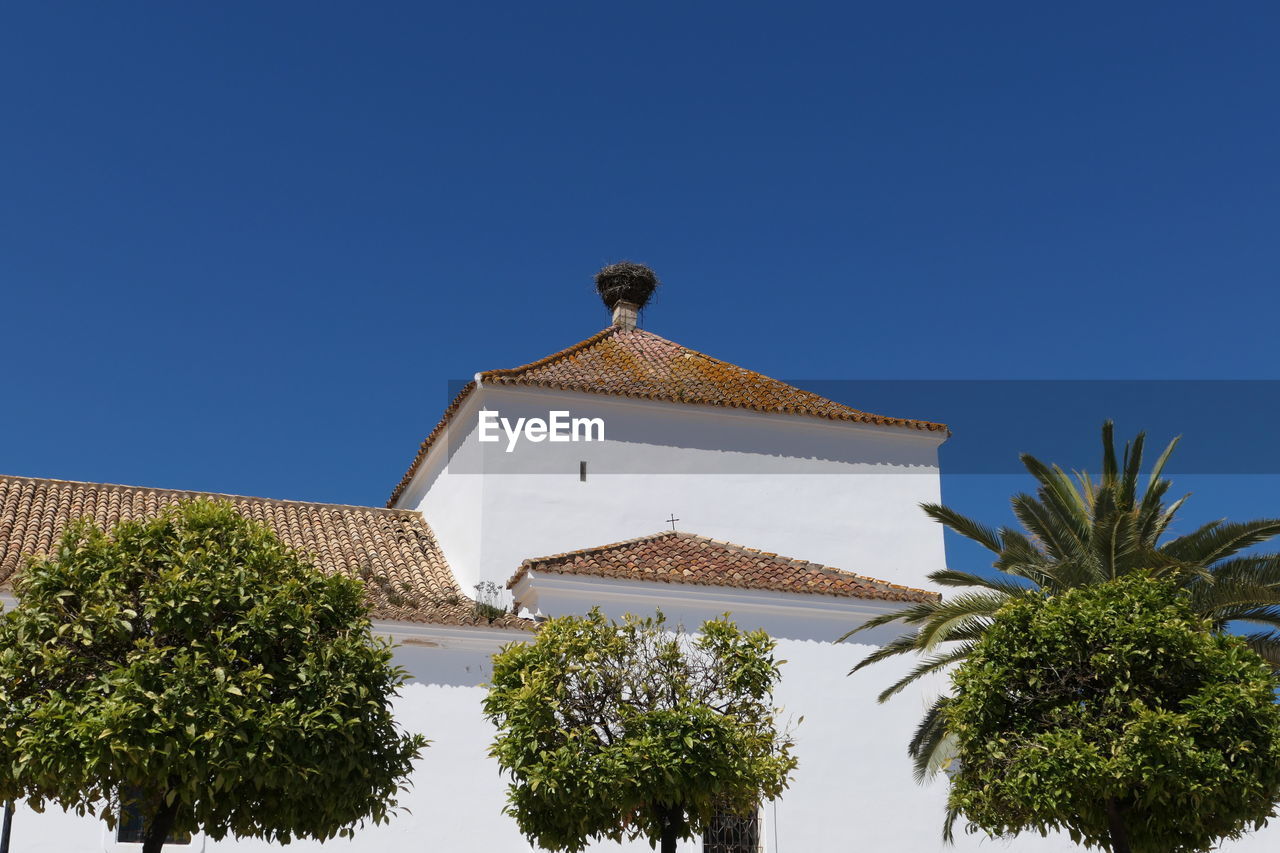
[0,475,530,630]
[509,530,939,603]
[1,477,935,629]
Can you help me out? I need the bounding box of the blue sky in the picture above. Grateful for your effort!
[2,3,1277,574]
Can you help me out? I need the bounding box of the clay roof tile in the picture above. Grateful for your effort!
[387,326,947,505]
[508,530,939,604]
[0,475,531,631]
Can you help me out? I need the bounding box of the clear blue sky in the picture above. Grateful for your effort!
[3,3,1277,572]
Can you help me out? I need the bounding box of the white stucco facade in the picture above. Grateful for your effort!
[396,384,949,595]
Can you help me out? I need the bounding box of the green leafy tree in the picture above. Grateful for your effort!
[483,608,796,853]
[845,422,1280,779]
[0,499,427,853]
[945,576,1280,853]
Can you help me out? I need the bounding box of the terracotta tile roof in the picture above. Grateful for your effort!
[387,325,948,505]
[508,531,940,604]
[0,475,530,630]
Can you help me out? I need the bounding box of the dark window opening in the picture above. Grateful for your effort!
[703,809,760,853]
[579,460,587,482]
[117,794,192,846]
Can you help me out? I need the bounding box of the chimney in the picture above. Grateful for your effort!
[594,261,658,330]
[611,300,639,330]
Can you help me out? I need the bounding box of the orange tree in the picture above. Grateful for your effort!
[0,500,425,853]
[484,609,796,853]
[946,577,1280,853]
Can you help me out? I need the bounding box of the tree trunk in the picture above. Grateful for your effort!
[1105,797,1132,853]
[659,804,681,853]
[142,797,180,853]
[0,800,13,853]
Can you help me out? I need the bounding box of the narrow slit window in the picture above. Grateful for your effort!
[579,461,587,482]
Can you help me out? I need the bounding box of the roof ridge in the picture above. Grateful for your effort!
[483,326,799,388]
[0,474,421,518]
[509,528,937,601]
[685,534,925,592]
[480,325,621,381]
[621,331,862,398]
[387,381,478,507]
[388,327,631,508]
[516,530,680,572]
[477,325,945,430]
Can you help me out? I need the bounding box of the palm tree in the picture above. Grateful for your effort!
[844,421,1280,781]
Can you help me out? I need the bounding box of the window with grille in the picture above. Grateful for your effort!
[703,808,761,853]
[116,794,192,846]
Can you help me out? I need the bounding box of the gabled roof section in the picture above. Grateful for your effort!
[0,475,530,630]
[387,325,948,506]
[508,530,939,604]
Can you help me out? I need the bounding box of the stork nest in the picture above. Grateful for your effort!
[594,261,659,311]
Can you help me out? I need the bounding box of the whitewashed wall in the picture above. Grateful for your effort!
[398,385,949,594]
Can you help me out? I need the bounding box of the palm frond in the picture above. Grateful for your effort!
[1212,605,1280,627]
[928,569,1037,596]
[942,804,965,844]
[1149,493,1191,543]
[838,600,948,642]
[1100,420,1118,483]
[914,592,1016,650]
[921,503,1003,554]
[1031,558,1101,590]
[1163,519,1280,566]
[1144,434,1180,492]
[1020,455,1091,543]
[1204,554,1280,587]
[907,695,957,783]
[1135,435,1181,540]
[848,633,928,676]
[1011,492,1089,565]
[1117,429,1146,511]
[1190,580,1280,619]
[876,642,978,703]
[1073,467,1097,508]
[1235,630,1280,670]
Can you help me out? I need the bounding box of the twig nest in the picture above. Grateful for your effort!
[594,262,659,311]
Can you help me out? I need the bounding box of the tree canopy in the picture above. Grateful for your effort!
[945,576,1280,853]
[0,499,426,853]
[845,421,1280,779]
[483,608,796,853]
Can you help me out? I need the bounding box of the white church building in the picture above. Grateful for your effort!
[1,281,1277,852]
